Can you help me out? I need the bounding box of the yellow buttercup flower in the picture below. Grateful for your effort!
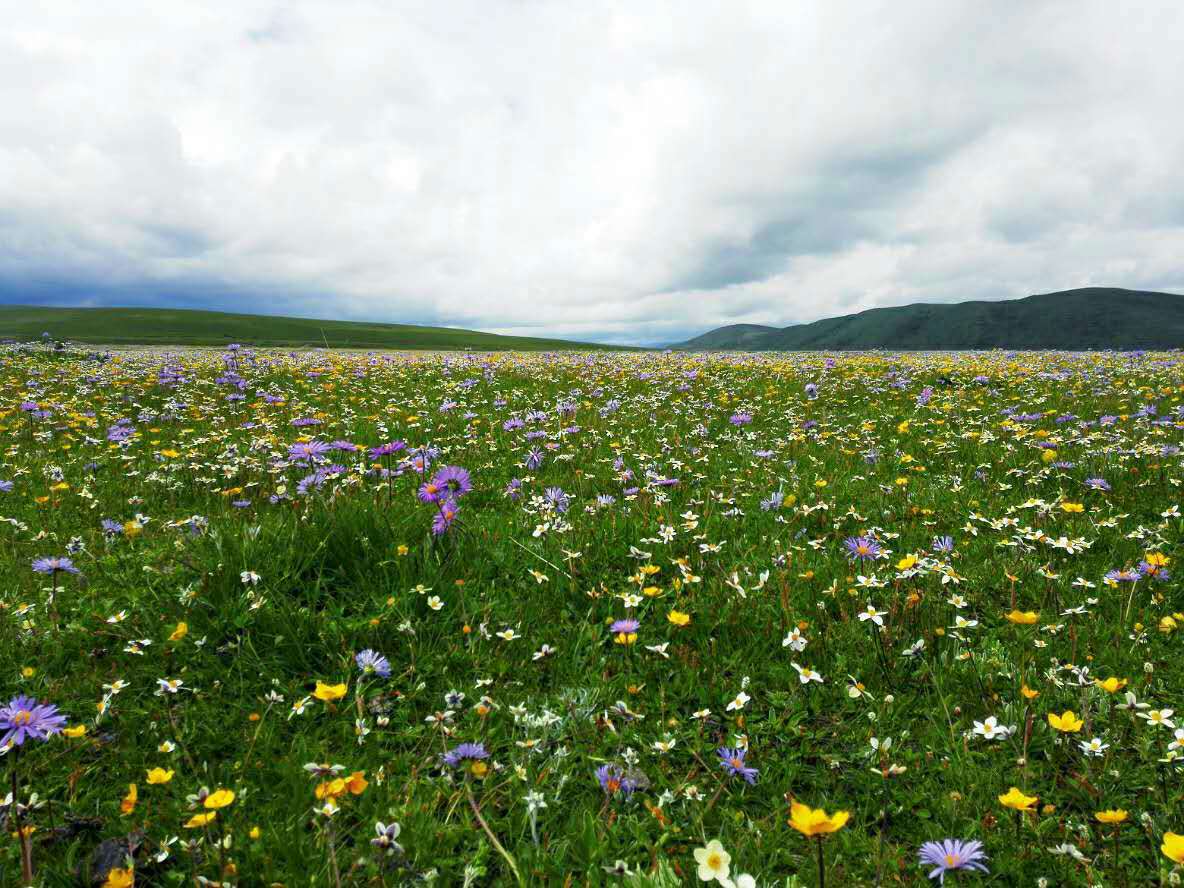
[146,768,174,785]
[998,787,1038,811]
[185,812,217,828]
[1093,676,1127,694]
[313,681,347,702]
[1060,502,1084,513]
[1095,809,1127,824]
[667,609,691,627]
[788,801,850,836]
[103,867,135,888]
[1162,832,1184,863]
[1005,610,1039,625]
[63,724,87,738]
[204,788,235,809]
[168,622,188,642]
[1048,710,1084,733]
[120,784,137,815]
[896,554,918,571]
[1020,684,1040,700]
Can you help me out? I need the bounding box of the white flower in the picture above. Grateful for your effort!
[240,570,260,585]
[858,604,884,626]
[792,662,824,684]
[1079,736,1109,757]
[782,627,808,651]
[693,839,731,883]
[496,628,521,641]
[725,692,750,712]
[427,595,444,611]
[973,716,1012,740]
[1140,708,1175,728]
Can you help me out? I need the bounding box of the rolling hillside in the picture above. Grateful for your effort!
[676,288,1184,350]
[0,305,625,351]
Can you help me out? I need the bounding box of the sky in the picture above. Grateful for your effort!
[2,2,1184,345]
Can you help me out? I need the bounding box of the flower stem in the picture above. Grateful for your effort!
[816,836,825,888]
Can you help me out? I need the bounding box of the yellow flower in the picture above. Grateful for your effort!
[120,784,138,815]
[1048,710,1084,733]
[346,771,368,795]
[667,610,691,627]
[316,778,347,800]
[249,826,261,840]
[313,681,347,702]
[1163,832,1184,864]
[470,761,488,779]
[897,420,910,434]
[1020,684,1040,700]
[1060,502,1084,513]
[103,867,135,888]
[998,787,1038,811]
[184,812,217,828]
[204,788,235,809]
[896,554,918,571]
[1145,551,1170,567]
[1005,609,1039,625]
[396,544,409,556]
[20,666,34,678]
[146,768,174,785]
[63,724,87,738]
[788,801,850,836]
[1093,677,1127,694]
[1095,809,1127,824]
[168,622,188,642]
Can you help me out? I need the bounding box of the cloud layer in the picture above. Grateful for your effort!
[2,1,1183,344]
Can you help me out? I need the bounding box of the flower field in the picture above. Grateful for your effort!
[2,343,1183,886]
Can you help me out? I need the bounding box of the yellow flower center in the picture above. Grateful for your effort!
[11,710,31,726]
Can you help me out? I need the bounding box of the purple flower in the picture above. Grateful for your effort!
[595,763,638,798]
[504,478,523,500]
[544,487,570,513]
[369,441,406,460]
[0,695,67,747]
[610,619,640,636]
[442,742,489,767]
[355,649,391,678]
[729,413,752,426]
[917,839,988,883]
[1085,477,1111,491]
[524,447,545,470]
[0,480,12,493]
[717,746,758,784]
[1105,568,1141,584]
[431,465,472,498]
[805,383,819,400]
[32,556,80,575]
[916,386,933,406]
[931,535,955,553]
[431,499,459,535]
[288,440,333,463]
[844,536,882,561]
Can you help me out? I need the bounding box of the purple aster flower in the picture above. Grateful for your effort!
[288,440,333,463]
[101,519,124,536]
[355,649,391,678]
[717,746,759,784]
[524,447,545,470]
[431,499,459,535]
[329,440,359,452]
[844,535,882,561]
[610,619,640,636]
[504,477,522,500]
[0,695,67,747]
[805,383,819,400]
[729,413,752,426]
[1105,568,1141,584]
[1085,478,1111,491]
[431,465,472,498]
[369,440,406,459]
[760,491,785,511]
[917,839,989,883]
[0,480,12,493]
[442,742,489,767]
[916,386,933,406]
[595,763,638,798]
[32,556,80,575]
[544,486,570,513]
[932,535,955,553]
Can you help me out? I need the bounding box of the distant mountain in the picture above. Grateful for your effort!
[0,305,631,351]
[674,288,1184,350]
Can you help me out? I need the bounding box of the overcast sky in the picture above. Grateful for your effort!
[2,2,1183,344]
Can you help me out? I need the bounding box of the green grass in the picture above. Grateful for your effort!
[0,305,632,351]
[1,343,1182,885]
[678,287,1184,350]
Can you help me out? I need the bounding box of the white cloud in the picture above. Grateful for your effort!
[1,0,1183,344]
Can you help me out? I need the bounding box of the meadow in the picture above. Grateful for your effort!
[1,342,1182,886]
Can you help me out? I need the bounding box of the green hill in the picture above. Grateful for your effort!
[676,288,1184,350]
[0,305,627,351]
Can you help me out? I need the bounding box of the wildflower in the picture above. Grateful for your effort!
[0,695,66,746]
[372,821,403,855]
[1094,676,1127,694]
[717,746,758,784]
[431,499,459,535]
[1080,736,1109,757]
[442,742,489,768]
[667,610,691,627]
[998,787,1037,811]
[103,868,135,888]
[1163,832,1184,864]
[355,649,391,678]
[596,763,638,798]
[844,535,882,561]
[610,618,640,645]
[858,603,885,626]
[167,622,188,642]
[120,783,137,815]
[204,788,235,809]
[789,801,850,835]
[31,556,80,575]
[1140,708,1176,729]
[146,768,174,785]
[1048,710,1084,733]
[184,812,216,828]
[792,663,824,684]
[1095,809,1127,824]
[1005,610,1039,625]
[313,682,347,702]
[693,839,731,882]
[973,716,1012,741]
[917,839,989,883]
